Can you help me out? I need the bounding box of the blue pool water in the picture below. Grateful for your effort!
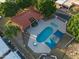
[45,39,56,48]
[36,27,53,42]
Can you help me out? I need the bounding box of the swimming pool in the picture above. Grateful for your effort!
[36,27,53,42]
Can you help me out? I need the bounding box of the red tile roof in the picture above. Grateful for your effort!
[11,7,43,31]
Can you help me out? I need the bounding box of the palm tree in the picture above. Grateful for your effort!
[4,23,20,39]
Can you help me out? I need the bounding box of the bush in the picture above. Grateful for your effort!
[67,13,79,42]
[4,24,20,39]
[36,0,56,17]
[16,0,32,9]
[0,2,20,17]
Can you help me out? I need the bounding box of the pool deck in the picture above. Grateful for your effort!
[28,34,51,53]
[27,18,66,36]
[27,18,67,53]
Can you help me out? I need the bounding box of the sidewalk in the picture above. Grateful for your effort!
[11,32,35,59]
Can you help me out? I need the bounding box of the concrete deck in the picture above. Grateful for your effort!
[27,18,66,36]
[27,18,66,53]
[28,34,51,53]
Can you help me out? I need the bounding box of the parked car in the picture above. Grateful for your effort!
[39,54,57,59]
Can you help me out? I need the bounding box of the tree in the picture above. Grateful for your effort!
[16,0,32,9]
[4,24,20,39]
[67,13,79,42]
[0,2,19,17]
[35,0,56,17]
[6,0,16,2]
[0,3,4,16]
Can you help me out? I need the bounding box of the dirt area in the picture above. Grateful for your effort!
[64,42,79,59]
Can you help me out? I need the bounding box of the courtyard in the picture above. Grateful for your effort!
[27,17,69,53]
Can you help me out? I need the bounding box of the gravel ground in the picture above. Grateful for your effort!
[64,42,79,59]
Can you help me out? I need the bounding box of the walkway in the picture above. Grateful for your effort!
[11,32,35,59]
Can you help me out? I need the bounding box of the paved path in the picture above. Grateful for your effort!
[11,32,35,59]
[11,39,35,59]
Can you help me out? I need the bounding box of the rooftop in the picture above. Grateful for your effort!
[0,0,5,3]
[0,37,9,57]
[56,0,67,4]
[56,0,79,7]
[11,7,43,31]
[3,51,21,59]
[73,0,79,5]
[0,37,25,59]
[63,0,74,7]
